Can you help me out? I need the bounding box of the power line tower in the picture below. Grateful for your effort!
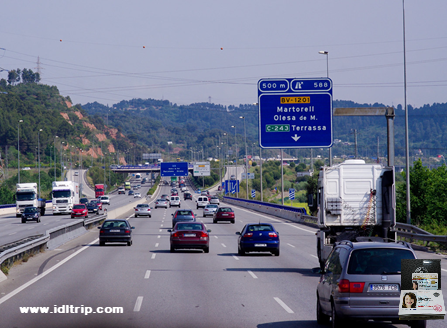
[35,56,43,79]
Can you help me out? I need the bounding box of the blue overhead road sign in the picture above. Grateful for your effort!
[258,78,333,149]
[160,162,188,177]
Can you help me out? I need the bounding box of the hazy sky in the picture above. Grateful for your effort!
[1,0,446,108]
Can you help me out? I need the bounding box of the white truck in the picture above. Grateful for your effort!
[315,159,396,268]
[52,181,80,215]
[15,183,46,217]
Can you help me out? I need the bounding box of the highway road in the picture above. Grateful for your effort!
[0,175,153,245]
[0,183,446,328]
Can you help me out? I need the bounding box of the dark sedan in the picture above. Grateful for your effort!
[213,207,235,224]
[171,209,195,228]
[236,223,280,256]
[98,219,134,246]
[21,206,41,223]
[91,199,103,211]
[87,201,100,214]
[184,192,192,200]
[168,222,210,253]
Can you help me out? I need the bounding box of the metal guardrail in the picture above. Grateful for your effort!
[222,197,447,246]
[0,213,107,269]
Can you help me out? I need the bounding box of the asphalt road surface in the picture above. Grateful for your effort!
[0,184,446,328]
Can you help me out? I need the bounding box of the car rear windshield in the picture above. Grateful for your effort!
[177,224,203,230]
[347,248,415,275]
[177,211,192,215]
[219,208,233,212]
[247,224,273,232]
[206,205,218,208]
[103,221,128,228]
[137,204,149,208]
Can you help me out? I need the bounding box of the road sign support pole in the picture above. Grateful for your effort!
[281,149,284,205]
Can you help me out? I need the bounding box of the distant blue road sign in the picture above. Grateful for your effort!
[228,180,239,194]
[251,189,256,198]
[289,188,295,200]
[258,78,333,149]
[160,162,188,177]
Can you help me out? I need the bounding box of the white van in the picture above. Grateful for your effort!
[196,196,209,209]
[170,196,181,208]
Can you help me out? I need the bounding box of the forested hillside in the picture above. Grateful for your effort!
[84,98,447,161]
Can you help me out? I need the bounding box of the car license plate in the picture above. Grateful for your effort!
[254,244,267,247]
[369,284,399,291]
[184,234,196,237]
[110,230,120,232]
[222,214,228,216]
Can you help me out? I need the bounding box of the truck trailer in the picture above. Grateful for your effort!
[15,183,46,217]
[315,159,396,268]
[52,181,80,215]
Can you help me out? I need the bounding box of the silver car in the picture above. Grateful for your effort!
[154,199,169,209]
[202,204,218,217]
[209,196,220,205]
[134,203,151,217]
[316,240,423,328]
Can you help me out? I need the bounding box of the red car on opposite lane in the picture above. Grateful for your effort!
[71,204,88,218]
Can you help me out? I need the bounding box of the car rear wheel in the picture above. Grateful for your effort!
[135,214,138,217]
[99,241,105,246]
[170,246,175,253]
[316,295,330,325]
[331,302,345,328]
[204,247,209,253]
[272,249,280,256]
[127,241,132,246]
[21,219,26,223]
[238,248,245,256]
[231,220,235,224]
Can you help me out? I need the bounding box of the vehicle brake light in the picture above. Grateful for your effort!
[268,232,278,237]
[172,232,180,238]
[338,279,350,293]
[198,231,208,238]
[338,279,365,293]
[125,230,130,233]
[350,282,365,293]
[243,233,253,238]
[100,230,104,234]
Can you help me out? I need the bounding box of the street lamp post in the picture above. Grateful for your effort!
[60,141,65,180]
[54,136,58,182]
[239,116,248,199]
[319,50,332,166]
[38,129,42,196]
[17,119,23,183]
[231,125,238,198]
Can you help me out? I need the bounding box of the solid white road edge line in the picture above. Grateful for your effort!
[0,238,99,306]
[229,204,315,234]
[274,297,294,313]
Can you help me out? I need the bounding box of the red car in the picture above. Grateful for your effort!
[213,207,235,224]
[168,222,210,253]
[71,204,88,218]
